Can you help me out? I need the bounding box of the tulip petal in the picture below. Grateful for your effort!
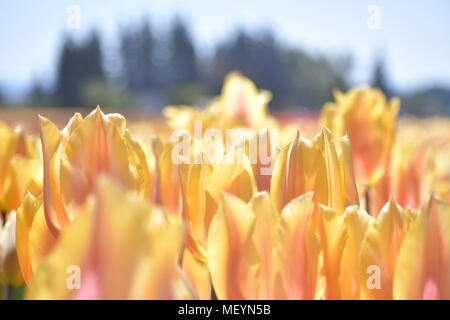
[207,193,257,299]
[340,206,372,299]
[250,192,279,299]
[360,198,408,299]
[277,193,320,299]
[16,194,57,285]
[317,204,348,299]
[394,196,450,299]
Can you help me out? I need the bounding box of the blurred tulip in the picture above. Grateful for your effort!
[316,205,348,299]
[250,192,279,299]
[321,87,399,184]
[359,198,415,299]
[180,152,257,262]
[339,205,373,299]
[394,195,450,299]
[164,72,278,133]
[16,107,154,285]
[0,122,42,288]
[38,106,153,235]
[26,177,193,299]
[0,211,22,287]
[207,193,258,300]
[276,193,320,300]
[0,121,42,213]
[16,194,56,285]
[205,191,322,300]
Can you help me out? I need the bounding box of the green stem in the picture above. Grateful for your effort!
[365,187,371,215]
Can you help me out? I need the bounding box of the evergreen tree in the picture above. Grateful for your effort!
[371,56,392,98]
[167,16,198,85]
[55,30,105,106]
[55,37,81,106]
[120,18,156,91]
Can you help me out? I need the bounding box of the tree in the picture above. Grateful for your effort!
[0,88,4,106]
[371,56,392,98]
[167,16,198,85]
[82,31,105,83]
[55,30,105,106]
[283,50,350,109]
[210,29,288,107]
[120,17,156,91]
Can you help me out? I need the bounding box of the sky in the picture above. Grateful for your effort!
[1,0,450,99]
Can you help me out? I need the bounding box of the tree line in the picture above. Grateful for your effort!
[20,16,450,115]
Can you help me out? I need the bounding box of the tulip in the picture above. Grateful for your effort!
[0,122,42,288]
[210,72,276,129]
[205,191,322,300]
[339,205,373,299]
[0,121,42,213]
[16,107,154,284]
[359,198,416,299]
[276,193,320,299]
[157,141,183,221]
[250,192,279,299]
[176,148,257,300]
[180,152,257,261]
[207,193,258,300]
[394,195,450,299]
[315,205,348,299]
[271,127,359,214]
[321,87,399,185]
[164,72,278,133]
[25,177,193,299]
[16,194,57,285]
[0,211,22,287]
[39,107,153,234]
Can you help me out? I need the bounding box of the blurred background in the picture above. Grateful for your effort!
[1,0,450,118]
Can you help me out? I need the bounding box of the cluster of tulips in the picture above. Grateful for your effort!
[0,73,449,300]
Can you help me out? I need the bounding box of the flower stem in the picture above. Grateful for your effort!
[365,187,371,215]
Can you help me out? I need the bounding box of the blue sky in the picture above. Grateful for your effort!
[1,0,450,99]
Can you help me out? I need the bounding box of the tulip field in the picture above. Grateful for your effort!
[0,72,449,300]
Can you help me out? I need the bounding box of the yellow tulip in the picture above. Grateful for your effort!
[205,191,322,300]
[0,121,42,287]
[180,152,257,261]
[316,205,348,299]
[157,141,183,220]
[339,205,373,299]
[176,150,257,300]
[321,87,399,184]
[271,127,359,214]
[16,107,154,284]
[250,192,279,299]
[0,121,42,213]
[39,107,153,235]
[164,72,278,133]
[359,198,415,299]
[207,193,258,300]
[210,72,276,129]
[16,194,57,285]
[0,211,22,286]
[394,195,450,299]
[26,177,192,299]
[276,193,320,299]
